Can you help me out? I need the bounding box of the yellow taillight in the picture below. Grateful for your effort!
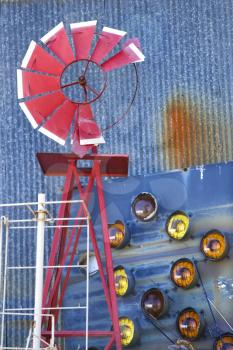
[200,230,229,261]
[171,258,196,289]
[114,266,129,296]
[109,221,126,248]
[214,333,233,350]
[119,317,135,347]
[166,211,190,240]
[177,308,203,340]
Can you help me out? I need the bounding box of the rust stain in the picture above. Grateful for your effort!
[163,93,216,170]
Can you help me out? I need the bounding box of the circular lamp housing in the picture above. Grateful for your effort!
[108,221,130,249]
[166,211,190,240]
[114,265,135,297]
[141,288,168,319]
[177,308,204,341]
[170,258,197,289]
[176,339,196,350]
[200,230,229,261]
[131,192,158,222]
[214,333,233,350]
[119,317,140,347]
[79,252,98,276]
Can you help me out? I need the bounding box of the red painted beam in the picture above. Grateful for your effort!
[36,152,128,177]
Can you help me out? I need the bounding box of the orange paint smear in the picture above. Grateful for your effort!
[163,94,202,169]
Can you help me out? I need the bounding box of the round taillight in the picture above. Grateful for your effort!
[200,230,229,261]
[131,192,157,222]
[177,308,204,340]
[141,288,168,319]
[119,317,140,347]
[166,211,190,240]
[176,339,196,349]
[114,266,135,296]
[108,221,130,249]
[214,333,233,350]
[170,258,197,289]
[79,252,98,276]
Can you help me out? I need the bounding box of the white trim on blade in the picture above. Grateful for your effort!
[21,40,37,69]
[39,127,66,145]
[80,135,105,146]
[41,22,64,44]
[102,27,127,37]
[17,69,24,99]
[128,43,145,62]
[19,102,38,129]
[70,20,97,30]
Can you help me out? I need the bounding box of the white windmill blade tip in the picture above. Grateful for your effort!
[21,40,37,69]
[17,69,24,99]
[70,20,97,30]
[39,126,66,145]
[40,22,64,44]
[19,102,38,129]
[128,43,145,62]
[102,26,127,37]
[80,135,105,146]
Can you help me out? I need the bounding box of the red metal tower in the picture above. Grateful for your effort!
[37,152,129,349]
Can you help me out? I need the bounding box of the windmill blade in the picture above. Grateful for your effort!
[72,128,93,158]
[78,104,105,145]
[17,69,60,99]
[39,100,77,145]
[101,43,145,72]
[19,91,66,128]
[91,26,126,64]
[41,22,75,65]
[79,103,93,119]
[21,40,64,76]
[70,20,97,60]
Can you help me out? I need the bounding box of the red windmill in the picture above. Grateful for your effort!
[17,20,144,157]
[17,20,144,350]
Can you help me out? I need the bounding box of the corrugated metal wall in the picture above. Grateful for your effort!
[1,0,233,204]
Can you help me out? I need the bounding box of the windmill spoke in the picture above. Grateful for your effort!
[86,84,99,96]
[83,87,88,102]
[82,59,91,77]
[61,80,81,89]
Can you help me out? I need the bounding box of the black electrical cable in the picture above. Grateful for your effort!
[145,315,176,345]
[194,260,218,329]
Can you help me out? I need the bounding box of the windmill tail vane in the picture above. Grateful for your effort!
[17,20,145,157]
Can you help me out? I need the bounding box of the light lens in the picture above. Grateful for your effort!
[132,192,157,222]
[176,340,196,350]
[141,288,167,319]
[166,211,190,240]
[171,258,196,289]
[177,308,203,340]
[79,252,98,276]
[201,230,229,261]
[214,333,233,350]
[109,221,126,248]
[119,317,135,347]
[114,266,129,296]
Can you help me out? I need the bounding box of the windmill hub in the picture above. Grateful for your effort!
[60,59,107,104]
[79,75,87,86]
